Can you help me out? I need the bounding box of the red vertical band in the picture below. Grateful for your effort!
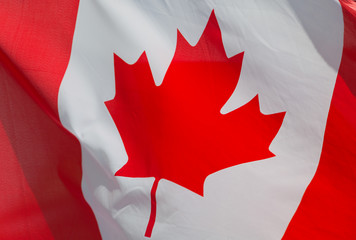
[283,1,356,239]
[0,1,101,239]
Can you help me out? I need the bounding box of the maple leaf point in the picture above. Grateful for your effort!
[105,10,285,238]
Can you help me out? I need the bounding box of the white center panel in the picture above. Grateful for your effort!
[58,0,343,239]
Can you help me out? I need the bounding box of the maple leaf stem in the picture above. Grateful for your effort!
[144,178,159,238]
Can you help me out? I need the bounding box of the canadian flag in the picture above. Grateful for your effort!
[0,1,355,240]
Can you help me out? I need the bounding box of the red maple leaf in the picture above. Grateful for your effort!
[105,11,285,237]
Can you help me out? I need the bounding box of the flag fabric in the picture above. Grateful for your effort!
[1,1,356,239]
